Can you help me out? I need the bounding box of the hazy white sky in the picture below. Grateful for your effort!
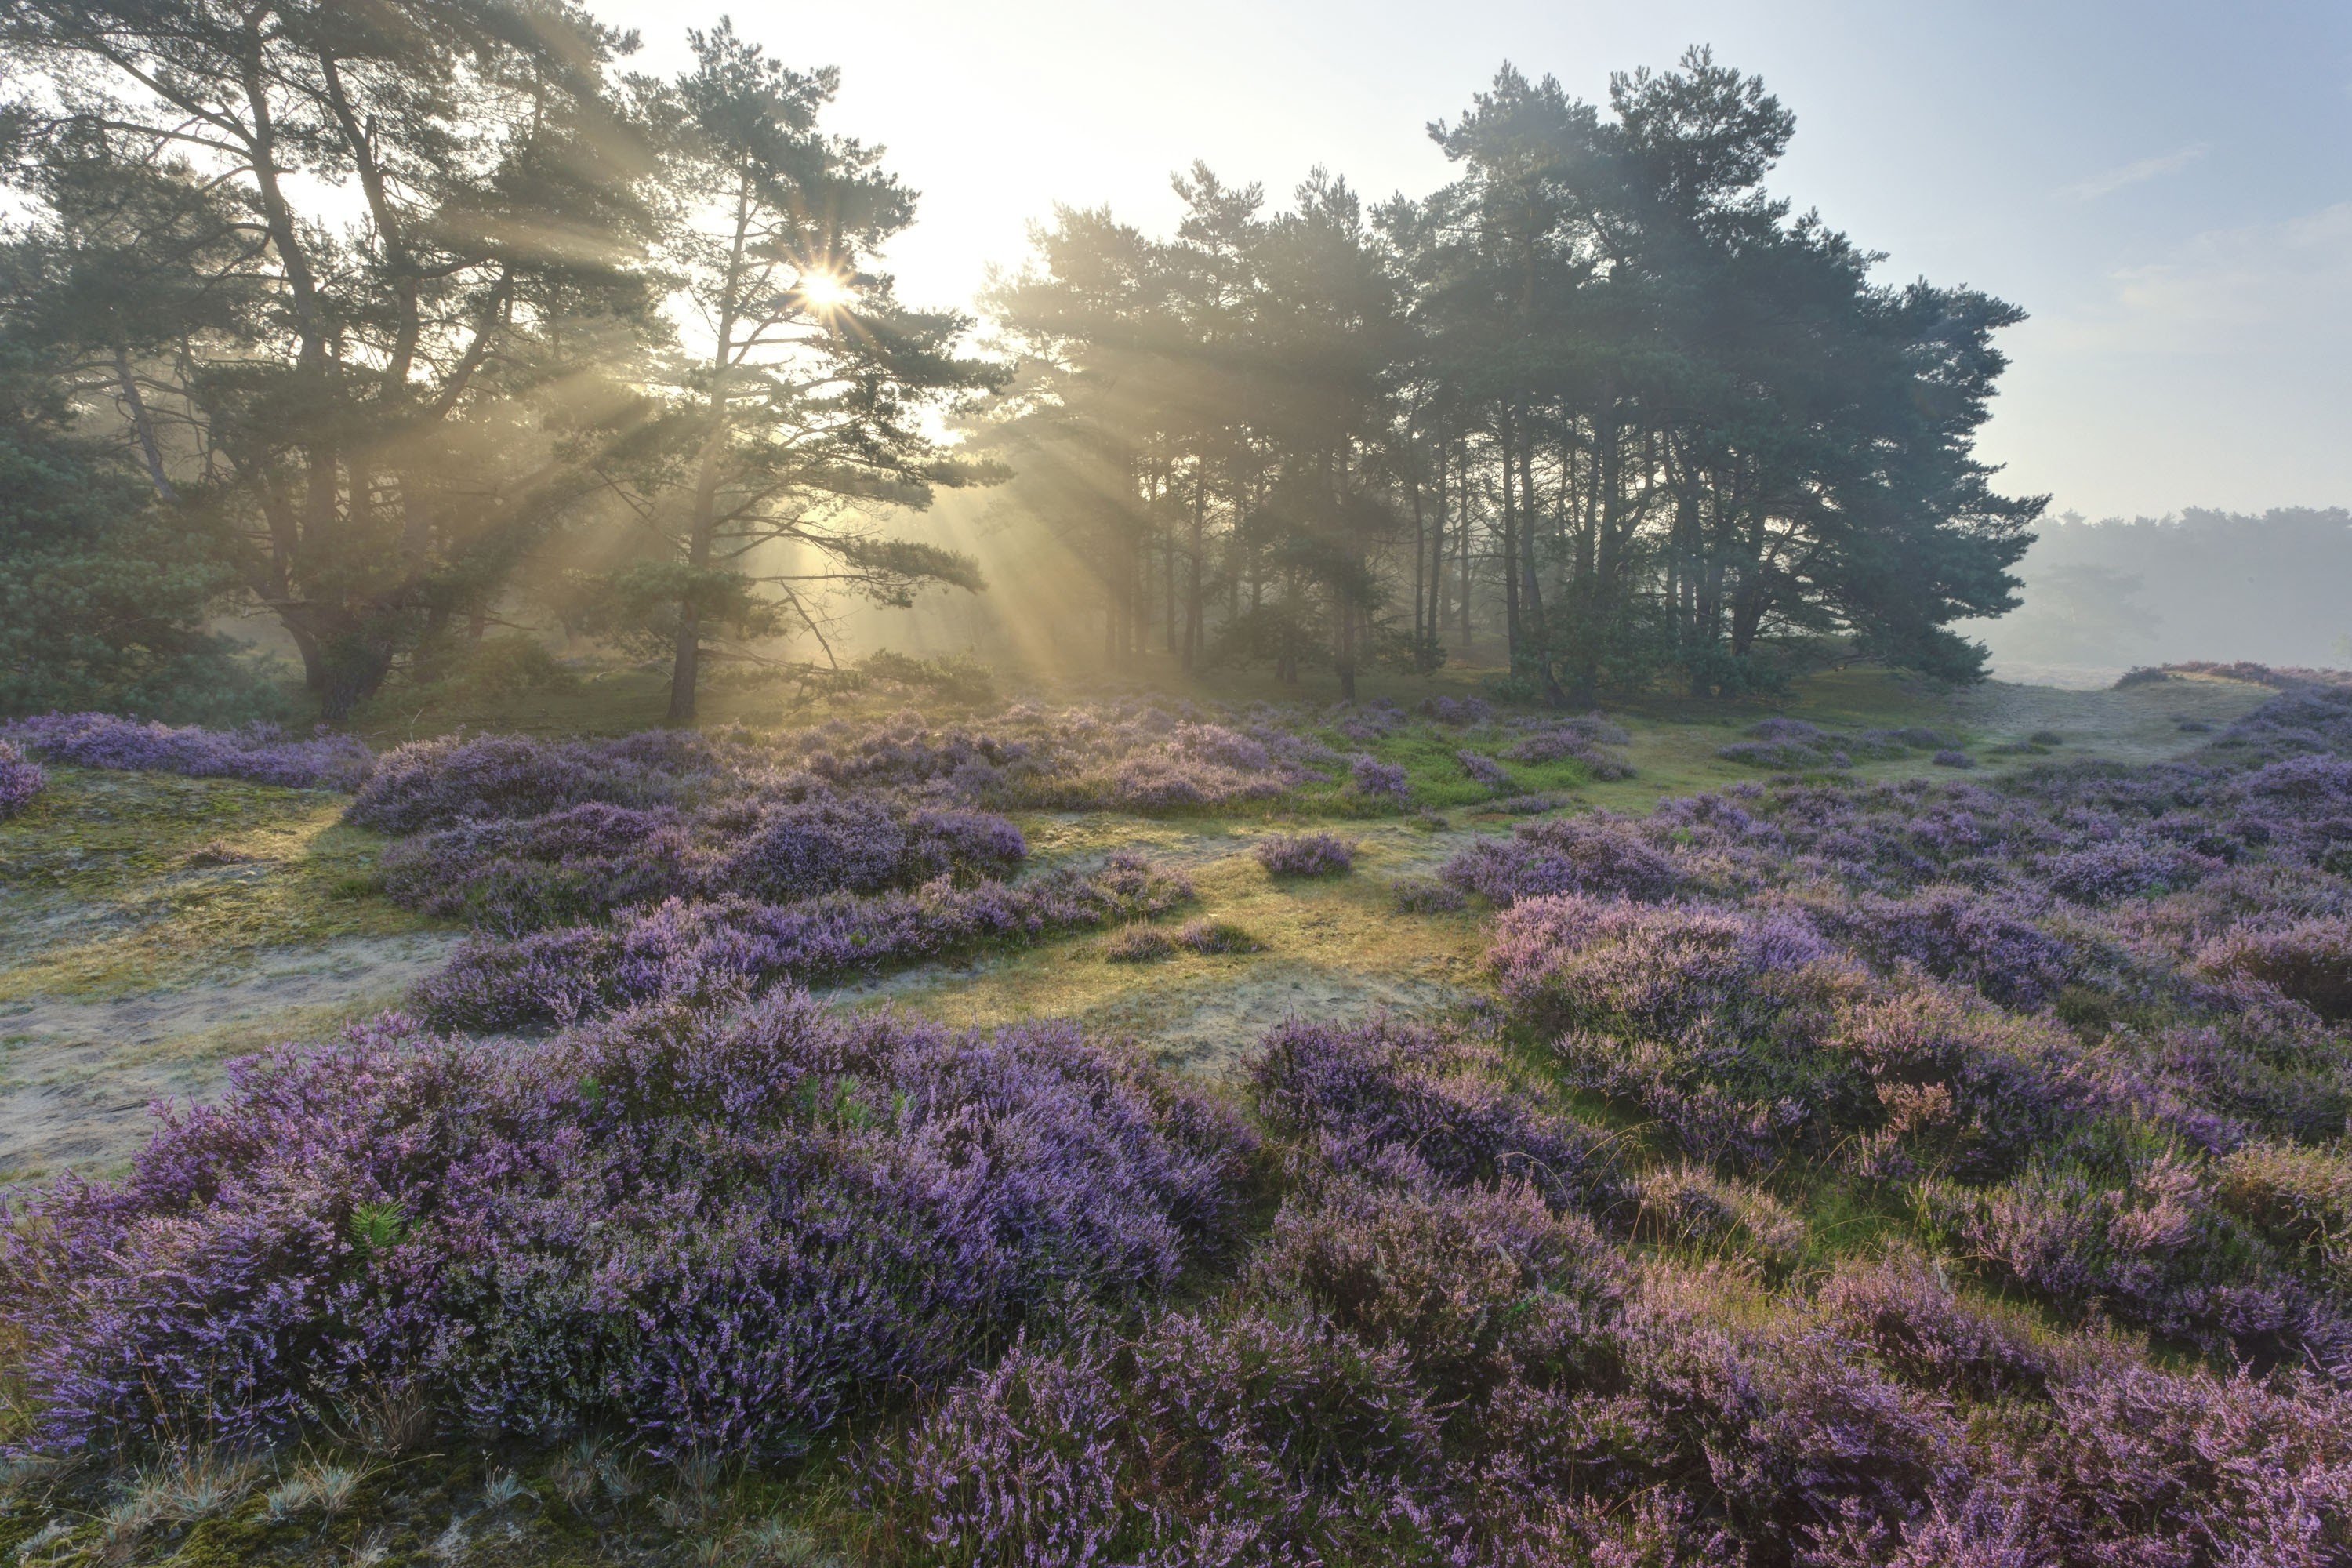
[601,0,2351,521]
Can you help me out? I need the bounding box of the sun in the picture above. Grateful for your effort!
[796,270,855,313]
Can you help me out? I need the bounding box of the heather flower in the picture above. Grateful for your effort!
[1251,1018,1607,1209]
[1457,748,1512,789]
[1489,894,1835,1037]
[1417,695,1493,726]
[2043,839,2216,903]
[1820,886,2075,1008]
[1441,814,1682,906]
[1815,1252,2053,1401]
[380,803,699,931]
[1932,748,1975,769]
[0,740,45,818]
[349,733,674,832]
[2195,917,2352,1020]
[419,855,1195,1030]
[0,994,1254,1457]
[2,712,374,789]
[1348,754,1410,800]
[1105,925,1177,962]
[1255,832,1355,877]
[1247,1172,1625,1404]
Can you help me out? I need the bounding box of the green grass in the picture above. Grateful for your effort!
[0,768,434,1003]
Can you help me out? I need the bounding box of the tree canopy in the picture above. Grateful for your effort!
[0,20,2038,719]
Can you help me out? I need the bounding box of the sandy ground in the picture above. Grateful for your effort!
[1944,674,2272,761]
[0,932,458,1184]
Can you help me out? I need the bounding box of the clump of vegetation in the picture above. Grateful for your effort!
[1254,832,1356,877]
[1172,917,1265,954]
[1105,924,1176,962]
[0,739,44,818]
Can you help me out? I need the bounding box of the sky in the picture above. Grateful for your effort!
[597,0,2352,521]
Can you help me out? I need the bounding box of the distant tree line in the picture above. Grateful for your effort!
[0,4,2037,721]
[984,56,2044,701]
[1974,508,2352,674]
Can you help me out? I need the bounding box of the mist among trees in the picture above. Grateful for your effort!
[5,6,2049,721]
[1972,507,2352,677]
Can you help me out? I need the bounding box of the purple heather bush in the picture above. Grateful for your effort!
[1250,1018,1608,1210]
[1456,747,1512,789]
[2,711,376,789]
[1820,884,2078,1009]
[1441,813,1683,906]
[0,993,1255,1457]
[1254,831,1355,877]
[380,802,700,932]
[1417,695,1494,726]
[348,731,699,832]
[1917,1151,2352,1376]
[720,797,1026,902]
[0,739,45,818]
[2198,916,2352,1020]
[1348,753,1410,801]
[418,855,1193,1029]
[1931,747,1975,769]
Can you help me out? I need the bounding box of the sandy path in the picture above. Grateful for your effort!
[0,932,459,1183]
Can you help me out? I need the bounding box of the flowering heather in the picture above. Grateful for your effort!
[0,739,44,818]
[380,802,700,932]
[720,798,1026,902]
[0,994,1253,1457]
[1820,884,2077,1008]
[2197,917,2352,1020]
[1348,753,1410,800]
[2,711,376,789]
[1456,747,1511,789]
[2044,838,2217,902]
[1104,924,1177,961]
[417,855,1193,1029]
[1931,747,1975,769]
[1417,695,1493,726]
[1254,831,1355,877]
[1441,813,1683,906]
[1917,1151,2352,1374]
[1250,1017,1607,1209]
[1490,893,1835,1037]
[347,731,727,833]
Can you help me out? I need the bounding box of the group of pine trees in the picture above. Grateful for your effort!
[0,0,2038,722]
[986,56,2044,702]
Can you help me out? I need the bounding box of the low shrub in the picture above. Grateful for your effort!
[418,855,1194,1030]
[2197,917,2352,1020]
[1250,1018,1608,1210]
[1254,832,1355,877]
[1105,925,1177,962]
[0,994,1255,1457]
[1441,815,1682,906]
[1389,876,1466,913]
[2,712,374,790]
[1456,748,1511,789]
[0,739,45,818]
[1348,754,1410,800]
[1172,917,1263,954]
